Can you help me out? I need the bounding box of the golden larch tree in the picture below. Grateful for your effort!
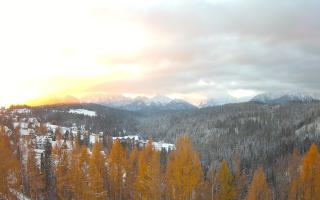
[217,160,236,200]
[135,140,161,200]
[88,142,107,200]
[166,135,203,200]
[0,130,20,199]
[204,166,218,200]
[287,148,302,200]
[299,144,320,200]
[69,141,90,200]
[55,149,72,200]
[125,147,139,200]
[108,139,127,200]
[80,145,90,167]
[246,166,272,200]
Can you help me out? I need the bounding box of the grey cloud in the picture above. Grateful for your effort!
[92,0,320,98]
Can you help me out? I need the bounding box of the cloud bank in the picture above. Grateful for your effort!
[0,0,319,104]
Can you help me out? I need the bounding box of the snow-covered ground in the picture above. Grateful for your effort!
[68,109,96,117]
[152,141,175,151]
[13,108,31,114]
[113,135,140,141]
[45,123,76,136]
[90,134,100,144]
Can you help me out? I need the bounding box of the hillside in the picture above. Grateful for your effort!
[3,101,320,199]
[26,101,320,170]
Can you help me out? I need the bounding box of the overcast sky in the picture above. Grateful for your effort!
[0,0,319,105]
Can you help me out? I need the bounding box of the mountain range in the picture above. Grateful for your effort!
[20,93,320,200]
[91,92,319,110]
[27,91,320,111]
[198,96,251,108]
[82,95,197,112]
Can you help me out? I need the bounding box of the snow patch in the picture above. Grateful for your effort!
[69,109,96,117]
[113,135,140,141]
[152,141,175,151]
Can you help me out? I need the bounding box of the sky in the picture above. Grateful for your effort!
[0,0,319,106]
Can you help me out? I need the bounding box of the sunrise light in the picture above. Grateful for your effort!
[0,0,151,106]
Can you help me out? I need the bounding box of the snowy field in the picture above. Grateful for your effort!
[68,109,96,117]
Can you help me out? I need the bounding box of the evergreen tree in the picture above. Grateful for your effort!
[42,138,56,200]
[233,154,247,200]
[26,141,44,199]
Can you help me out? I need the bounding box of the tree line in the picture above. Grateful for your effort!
[1,129,320,200]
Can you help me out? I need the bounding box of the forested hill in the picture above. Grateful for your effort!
[22,101,320,169]
[138,102,320,165]
[135,101,320,198]
[5,101,320,199]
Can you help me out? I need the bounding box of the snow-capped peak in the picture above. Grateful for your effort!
[251,91,318,104]
[150,95,172,105]
[82,94,197,111]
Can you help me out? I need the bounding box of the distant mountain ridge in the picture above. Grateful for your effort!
[199,96,250,108]
[251,91,319,104]
[82,95,197,112]
[83,91,318,111]
[27,91,319,110]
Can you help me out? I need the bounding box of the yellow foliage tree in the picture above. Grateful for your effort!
[0,131,20,199]
[108,139,127,200]
[69,142,90,200]
[135,140,161,200]
[125,147,139,200]
[80,145,90,167]
[88,142,107,200]
[217,160,236,200]
[246,167,272,200]
[287,148,302,200]
[299,144,320,200]
[288,178,300,200]
[55,149,72,200]
[166,135,203,200]
[204,166,218,200]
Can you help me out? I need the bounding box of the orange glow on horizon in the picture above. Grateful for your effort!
[0,64,145,107]
[0,0,151,107]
